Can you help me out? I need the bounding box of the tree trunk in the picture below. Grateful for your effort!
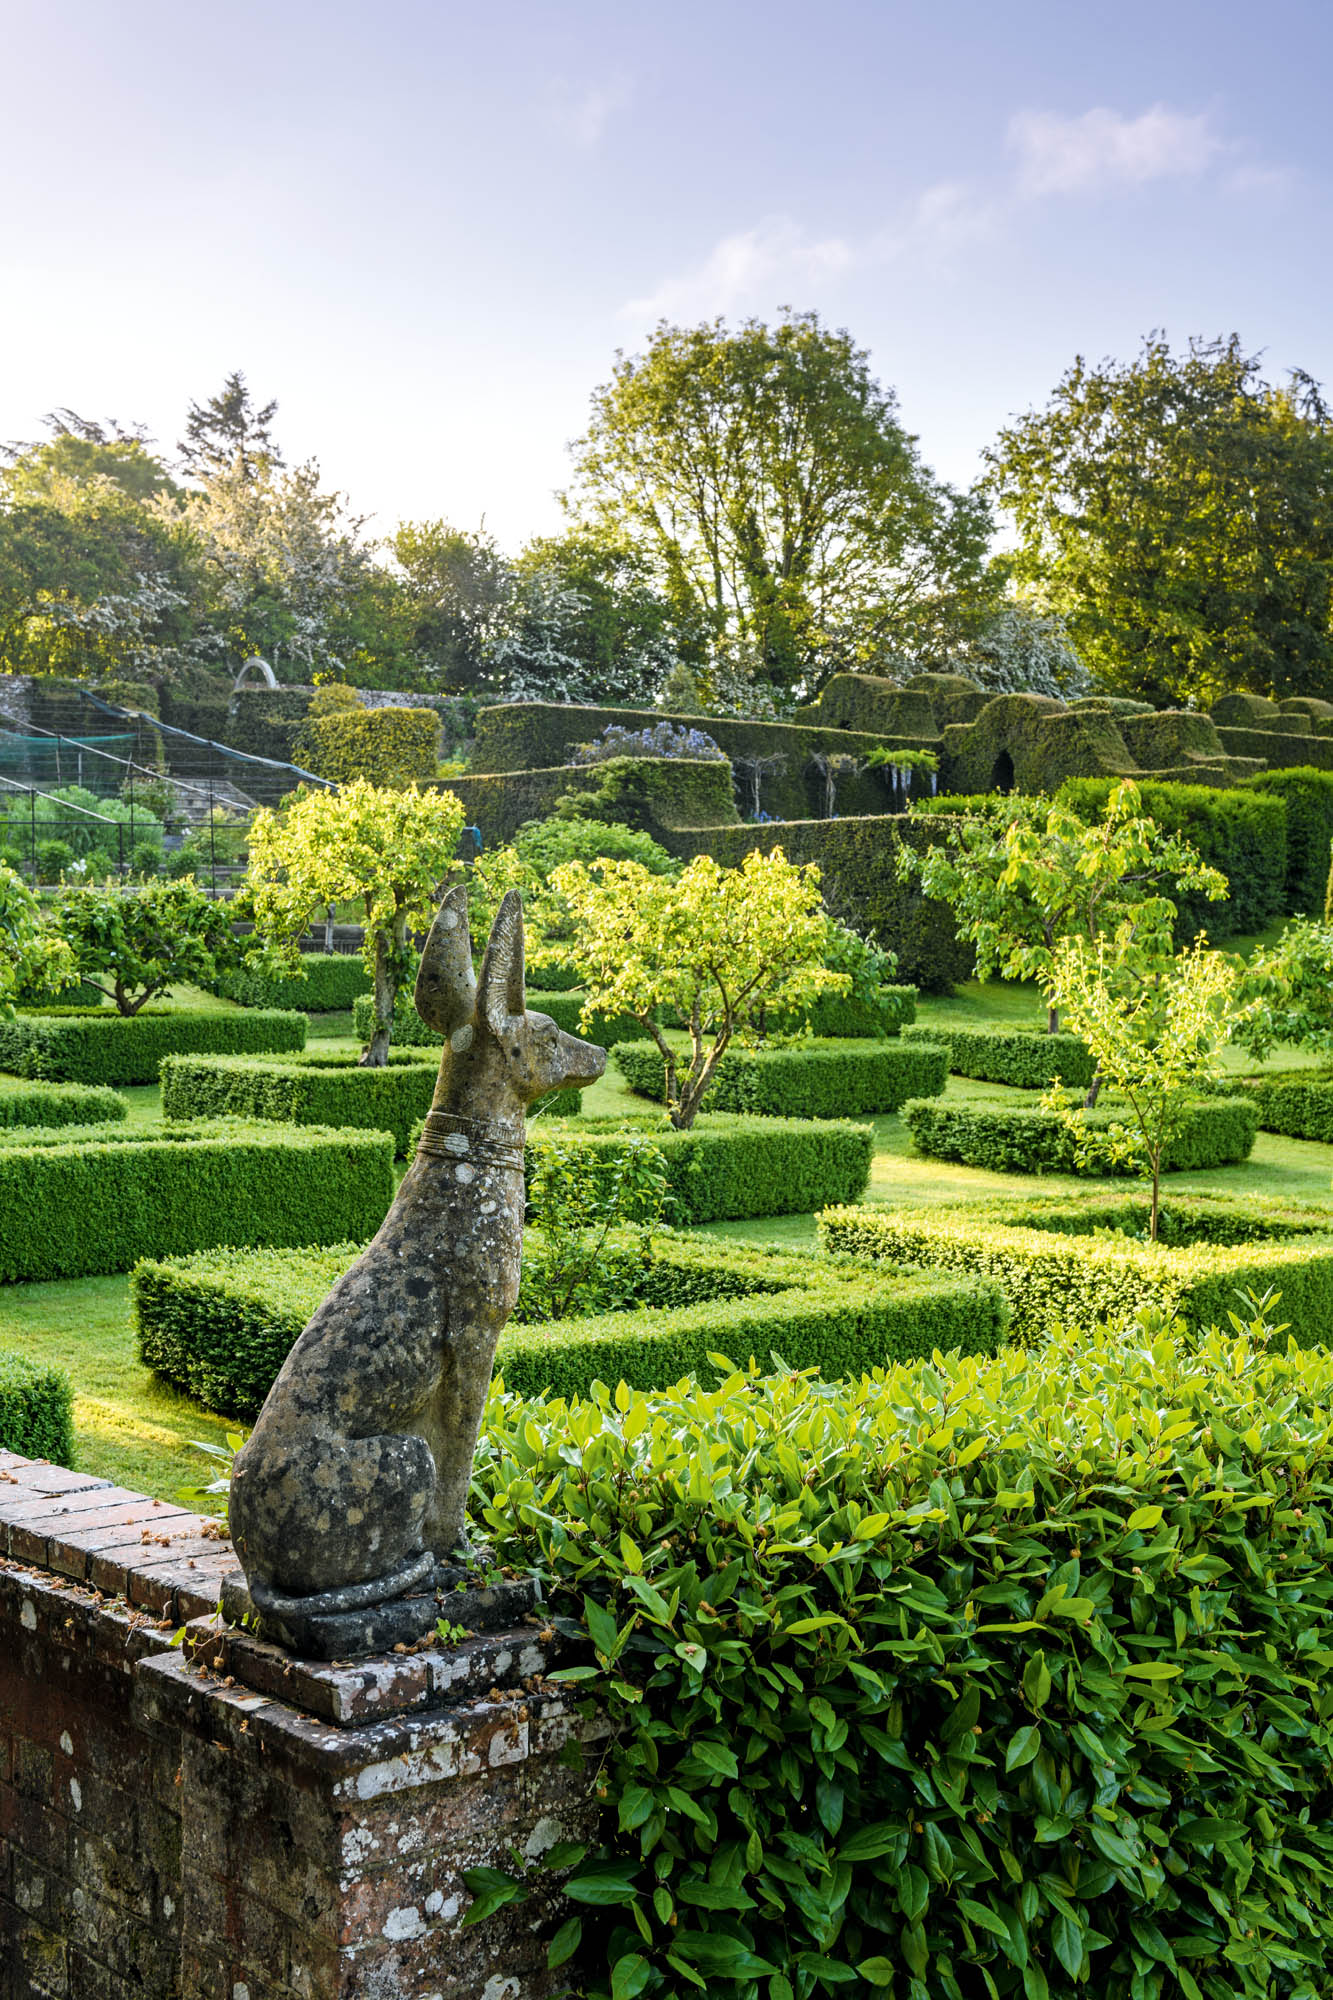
[1150,1159,1161,1243]
[1083,1066,1102,1110]
[1047,1003,1060,1034]
[323,905,335,952]
[360,929,393,1068]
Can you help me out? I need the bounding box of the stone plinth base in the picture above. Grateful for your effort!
[0,1450,602,2000]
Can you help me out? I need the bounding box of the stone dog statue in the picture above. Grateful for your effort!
[227,885,606,1645]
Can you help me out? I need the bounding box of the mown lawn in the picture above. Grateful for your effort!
[5,971,1333,1502]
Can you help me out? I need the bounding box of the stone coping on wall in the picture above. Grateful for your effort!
[1,1448,606,1999]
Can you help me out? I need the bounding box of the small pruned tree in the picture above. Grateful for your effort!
[246,779,466,1065]
[551,848,842,1128]
[52,877,237,1014]
[898,782,1228,1037]
[1232,918,1333,1062]
[0,863,74,1012]
[1043,928,1240,1242]
[809,751,864,819]
[732,752,788,820]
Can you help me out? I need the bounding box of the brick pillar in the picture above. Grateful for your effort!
[1,1451,602,2000]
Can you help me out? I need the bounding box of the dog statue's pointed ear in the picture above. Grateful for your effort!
[477,890,525,1037]
[415,883,476,1035]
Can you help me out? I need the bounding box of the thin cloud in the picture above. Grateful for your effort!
[622,217,856,322]
[546,76,631,151]
[619,185,989,325]
[1007,104,1223,196]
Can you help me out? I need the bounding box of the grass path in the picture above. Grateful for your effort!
[5,972,1333,1501]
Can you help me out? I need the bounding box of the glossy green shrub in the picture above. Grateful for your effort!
[160,1049,438,1154]
[614,1037,948,1117]
[210,953,370,1011]
[903,1094,1257,1175]
[1058,779,1287,937]
[0,1348,75,1465]
[901,1023,1094,1089]
[0,1008,307,1085]
[819,1190,1333,1339]
[0,1075,127,1130]
[130,1233,1007,1415]
[0,1120,394,1283]
[470,1321,1333,2000]
[1244,767,1333,915]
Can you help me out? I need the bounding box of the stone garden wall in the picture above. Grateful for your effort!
[0,1450,601,2000]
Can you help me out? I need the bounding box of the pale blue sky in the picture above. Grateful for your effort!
[2,0,1330,549]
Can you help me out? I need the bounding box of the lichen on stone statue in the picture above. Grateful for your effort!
[225,885,606,1656]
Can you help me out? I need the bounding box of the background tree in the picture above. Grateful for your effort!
[566,309,995,702]
[551,848,842,1127]
[384,519,512,691]
[181,459,373,680]
[900,783,1227,1036]
[507,527,702,705]
[985,334,1333,705]
[52,877,237,1013]
[246,779,465,1064]
[178,370,283,484]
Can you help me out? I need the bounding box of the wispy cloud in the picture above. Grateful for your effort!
[1007,104,1223,196]
[620,183,994,324]
[621,103,1280,325]
[546,76,631,151]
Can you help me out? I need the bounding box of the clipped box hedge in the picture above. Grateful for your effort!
[820,1189,1333,1340]
[0,1074,127,1130]
[1226,1068,1333,1143]
[160,1049,439,1154]
[0,1120,394,1283]
[614,1036,948,1118]
[131,1231,1008,1416]
[0,1347,75,1464]
[210,953,371,1012]
[530,1112,874,1222]
[297,705,442,786]
[904,1092,1258,1175]
[0,1007,307,1085]
[901,1021,1094,1089]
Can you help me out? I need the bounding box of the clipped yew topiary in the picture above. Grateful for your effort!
[903,1093,1258,1175]
[614,1036,948,1118]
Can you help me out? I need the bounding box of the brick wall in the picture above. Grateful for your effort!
[0,1451,602,2000]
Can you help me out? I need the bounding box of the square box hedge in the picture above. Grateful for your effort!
[903,1093,1259,1175]
[131,1231,1009,1417]
[160,1048,440,1154]
[613,1036,948,1118]
[0,1007,307,1085]
[0,1119,395,1283]
[0,1074,127,1130]
[900,1022,1094,1091]
[819,1191,1333,1341]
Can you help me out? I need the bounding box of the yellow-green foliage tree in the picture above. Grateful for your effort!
[0,863,74,1012]
[246,780,465,1065]
[552,848,842,1127]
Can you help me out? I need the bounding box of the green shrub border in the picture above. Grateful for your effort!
[0,1075,127,1130]
[160,1050,439,1155]
[0,1120,395,1283]
[613,1037,948,1117]
[130,1231,1009,1416]
[0,1008,307,1085]
[901,1022,1094,1089]
[903,1093,1259,1175]
[820,1190,1333,1340]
